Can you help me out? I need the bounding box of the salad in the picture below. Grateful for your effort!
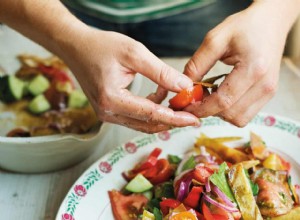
[108,132,300,220]
[0,54,98,137]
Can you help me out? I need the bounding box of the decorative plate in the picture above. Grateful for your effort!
[56,113,300,220]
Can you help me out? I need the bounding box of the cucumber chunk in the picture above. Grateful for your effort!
[125,174,153,193]
[28,74,50,96]
[68,90,88,108]
[0,75,25,103]
[28,94,51,114]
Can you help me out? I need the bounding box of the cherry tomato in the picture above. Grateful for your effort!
[169,211,198,220]
[160,198,181,215]
[108,190,148,220]
[183,186,203,208]
[124,159,175,185]
[38,64,74,85]
[132,148,162,172]
[193,166,214,183]
[169,84,203,110]
[147,159,175,185]
[202,203,214,220]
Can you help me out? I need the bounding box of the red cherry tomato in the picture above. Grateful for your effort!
[169,85,203,110]
[160,198,181,215]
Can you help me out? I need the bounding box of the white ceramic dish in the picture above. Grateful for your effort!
[56,113,300,220]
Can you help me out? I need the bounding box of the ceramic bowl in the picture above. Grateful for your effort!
[0,26,144,173]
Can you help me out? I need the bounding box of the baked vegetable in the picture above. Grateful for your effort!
[228,163,263,220]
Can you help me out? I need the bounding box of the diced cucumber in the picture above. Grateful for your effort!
[28,94,51,114]
[125,174,153,193]
[142,190,153,200]
[68,90,88,108]
[0,75,25,103]
[28,74,50,96]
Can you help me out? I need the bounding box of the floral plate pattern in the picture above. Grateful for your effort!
[56,113,300,220]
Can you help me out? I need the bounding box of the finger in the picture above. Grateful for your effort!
[184,63,265,118]
[104,114,171,134]
[217,74,277,127]
[125,42,193,92]
[112,89,200,127]
[184,30,230,81]
[147,86,168,104]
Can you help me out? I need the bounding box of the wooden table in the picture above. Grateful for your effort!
[0,34,300,219]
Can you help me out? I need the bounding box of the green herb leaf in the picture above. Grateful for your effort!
[146,198,161,212]
[168,155,182,165]
[181,155,196,172]
[153,207,163,220]
[244,169,259,196]
[154,182,175,199]
[209,162,235,202]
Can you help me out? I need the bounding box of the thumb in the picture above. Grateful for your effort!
[184,32,229,81]
[128,42,193,92]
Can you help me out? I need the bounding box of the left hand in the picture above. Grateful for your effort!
[183,0,300,126]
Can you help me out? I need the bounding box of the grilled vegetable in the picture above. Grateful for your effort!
[195,133,249,163]
[270,206,300,220]
[228,163,263,220]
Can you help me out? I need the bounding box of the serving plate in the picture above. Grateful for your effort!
[56,113,300,220]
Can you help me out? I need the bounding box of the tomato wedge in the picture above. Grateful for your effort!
[160,198,181,215]
[169,84,203,110]
[108,190,148,220]
[123,148,174,185]
[193,166,214,183]
[132,148,162,172]
[147,159,175,185]
[202,203,214,220]
[183,186,203,208]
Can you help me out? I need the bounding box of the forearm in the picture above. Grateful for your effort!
[0,0,88,58]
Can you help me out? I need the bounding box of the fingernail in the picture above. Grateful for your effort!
[177,75,193,89]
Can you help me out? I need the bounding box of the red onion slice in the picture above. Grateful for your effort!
[212,186,236,207]
[205,179,211,192]
[203,193,239,212]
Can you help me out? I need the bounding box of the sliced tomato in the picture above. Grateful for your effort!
[160,199,181,216]
[124,159,175,185]
[202,203,214,220]
[183,186,203,208]
[38,64,73,85]
[193,166,214,184]
[132,148,162,172]
[169,84,203,110]
[108,190,148,220]
[148,159,175,185]
[169,211,198,220]
[212,214,229,220]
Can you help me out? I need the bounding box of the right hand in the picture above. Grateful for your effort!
[59,28,199,133]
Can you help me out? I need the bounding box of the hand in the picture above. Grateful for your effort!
[59,28,199,133]
[184,0,300,126]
